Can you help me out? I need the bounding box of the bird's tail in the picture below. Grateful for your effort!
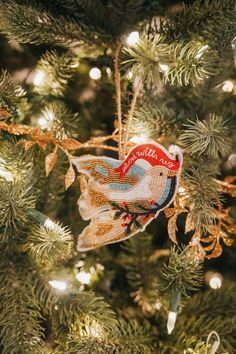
[77,209,148,251]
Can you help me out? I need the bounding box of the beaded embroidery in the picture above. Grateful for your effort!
[73,142,183,251]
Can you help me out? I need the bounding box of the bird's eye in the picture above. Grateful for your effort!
[159,172,163,176]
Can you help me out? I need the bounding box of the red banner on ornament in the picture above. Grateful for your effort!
[115,144,180,178]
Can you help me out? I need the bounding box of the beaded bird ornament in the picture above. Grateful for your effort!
[73,142,182,251]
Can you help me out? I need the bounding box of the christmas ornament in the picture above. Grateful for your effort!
[73,141,183,251]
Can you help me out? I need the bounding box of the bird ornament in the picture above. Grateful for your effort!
[73,141,182,251]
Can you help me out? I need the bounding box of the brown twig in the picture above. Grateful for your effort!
[123,78,142,156]
[114,44,124,159]
[79,143,119,152]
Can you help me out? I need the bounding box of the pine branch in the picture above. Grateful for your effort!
[32,273,57,317]
[174,285,236,353]
[33,148,69,215]
[167,0,236,52]
[0,181,35,241]
[0,70,25,119]
[75,0,109,30]
[109,0,145,35]
[131,101,175,137]
[61,319,157,353]
[0,258,44,354]
[0,0,94,48]
[180,115,232,158]
[36,101,80,139]
[160,246,203,298]
[27,222,73,264]
[55,290,117,332]
[34,51,79,97]
[183,166,221,229]
[125,36,221,87]
[0,138,33,183]
[121,233,160,313]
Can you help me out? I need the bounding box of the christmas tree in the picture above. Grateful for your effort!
[0,0,235,352]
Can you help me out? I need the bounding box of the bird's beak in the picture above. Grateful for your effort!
[167,170,177,177]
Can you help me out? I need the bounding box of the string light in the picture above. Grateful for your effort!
[37,109,55,129]
[49,280,67,291]
[127,70,133,80]
[209,273,223,289]
[127,31,140,46]
[0,169,13,181]
[38,116,49,129]
[195,44,209,59]
[88,322,103,337]
[44,218,57,229]
[0,159,13,181]
[106,67,112,78]
[129,134,149,144]
[227,153,236,168]
[167,311,177,335]
[96,263,104,271]
[33,70,45,86]
[159,63,169,73]
[153,300,162,310]
[89,67,101,80]
[167,291,181,335]
[178,186,186,195]
[222,80,234,92]
[90,326,100,337]
[75,270,92,285]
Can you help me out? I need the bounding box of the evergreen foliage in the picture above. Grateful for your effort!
[160,246,203,297]
[34,51,79,97]
[180,115,231,158]
[27,223,73,263]
[0,0,235,353]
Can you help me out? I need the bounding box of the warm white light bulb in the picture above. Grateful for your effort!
[127,31,140,46]
[89,67,101,80]
[75,271,92,285]
[90,326,100,337]
[46,110,55,121]
[222,80,234,92]
[129,135,148,144]
[159,63,169,73]
[44,218,56,229]
[209,273,223,289]
[49,280,67,291]
[33,70,45,86]
[0,169,13,181]
[38,116,48,129]
[167,311,177,335]
[154,300,162,310]
[127,70,133,80]
[178,186,186,194]
[195,44,209,59]
[0,158,14,182]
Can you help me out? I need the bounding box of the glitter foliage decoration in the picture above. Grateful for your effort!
[73,142,183,251]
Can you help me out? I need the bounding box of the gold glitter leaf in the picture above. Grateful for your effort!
[207,241,222,259]
[65,164,75,189]
[164,208,175,218]
[223,237,233,246]
[23,140,36,151]
[60,138,82,150]
[45,148,58,176]
[167,213,178,244]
